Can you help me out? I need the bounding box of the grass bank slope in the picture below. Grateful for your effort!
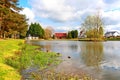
[0,39,23,80]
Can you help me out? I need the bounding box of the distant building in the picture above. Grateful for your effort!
[105,31,120,37]
[26,34,39,40]
[79,30,86,38]
[55,33,67,39]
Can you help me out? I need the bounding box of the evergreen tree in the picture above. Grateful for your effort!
[27,23,44,38]
[74,30,78,38]
[68,30,78,38]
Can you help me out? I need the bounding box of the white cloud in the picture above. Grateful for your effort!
[56,26,71,32]
[25,0,120,32]
[30,0,76,22]
[101,9,120,32]
[103,10,120,21]
[20,7,35,24]
[54,25,81,32]
[29,0,107,22]
[105,24,120,32]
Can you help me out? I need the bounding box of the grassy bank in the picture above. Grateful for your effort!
[106,37,120,41]
[0,39,61,80]
[0,39,23,80]
[79,38,105,41]
[5,43,61,70]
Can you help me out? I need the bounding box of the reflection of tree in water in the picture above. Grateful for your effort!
[81,42,104,68]
[70,45,78,51]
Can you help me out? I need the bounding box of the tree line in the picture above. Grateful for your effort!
[27,23,79,39]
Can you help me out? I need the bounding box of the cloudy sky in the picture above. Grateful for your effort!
[19,0,120,32]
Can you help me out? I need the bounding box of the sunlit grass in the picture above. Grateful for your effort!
[0,39,23,80]
[5,43,61,70]
[0,63,21,80]
[0,39,23,58]
[0,39,61,79]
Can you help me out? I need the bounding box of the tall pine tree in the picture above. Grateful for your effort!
[27,23,44,38]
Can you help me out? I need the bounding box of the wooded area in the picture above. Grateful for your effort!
[0,0,28,39]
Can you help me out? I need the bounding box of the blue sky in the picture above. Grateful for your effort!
[19,0,120,32]
[18,0,30,8]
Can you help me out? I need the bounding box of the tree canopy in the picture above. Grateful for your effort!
[26,23,44,38]
[0,0,28,38]
[67,30,78,39]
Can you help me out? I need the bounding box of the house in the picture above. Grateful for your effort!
[55,33,67,39]
[79,30,86,38]
[105,31,120,38]
[26,34,39,40]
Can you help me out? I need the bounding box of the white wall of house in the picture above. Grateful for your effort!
[27,36,32,40]
[105,31,120,37]
[108,33,113,37]
[26,36,39,40]
[114,32,120,37]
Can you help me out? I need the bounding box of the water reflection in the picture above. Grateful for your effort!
[28,40,120,80]
[45,44,51,52]
[38,41,52,52]
[81,42,104,69]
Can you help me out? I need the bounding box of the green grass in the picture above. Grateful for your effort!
[12,43,61,69]
[0,39,23,80]
[0,39,61,79]
[0,39,23,58]
[79,38,105,41]
[106,37,120,41]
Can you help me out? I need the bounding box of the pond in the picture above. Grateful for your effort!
[29,40,120,80]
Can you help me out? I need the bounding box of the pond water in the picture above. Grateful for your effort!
[29,40,120,80]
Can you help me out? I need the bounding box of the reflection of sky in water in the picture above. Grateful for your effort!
[102,41,120,69]
[101,41,120,80]
[30,40,120,80]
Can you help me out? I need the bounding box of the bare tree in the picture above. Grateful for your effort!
[81,13,104,40]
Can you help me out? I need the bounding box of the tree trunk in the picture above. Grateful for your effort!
[4,33,5,39]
